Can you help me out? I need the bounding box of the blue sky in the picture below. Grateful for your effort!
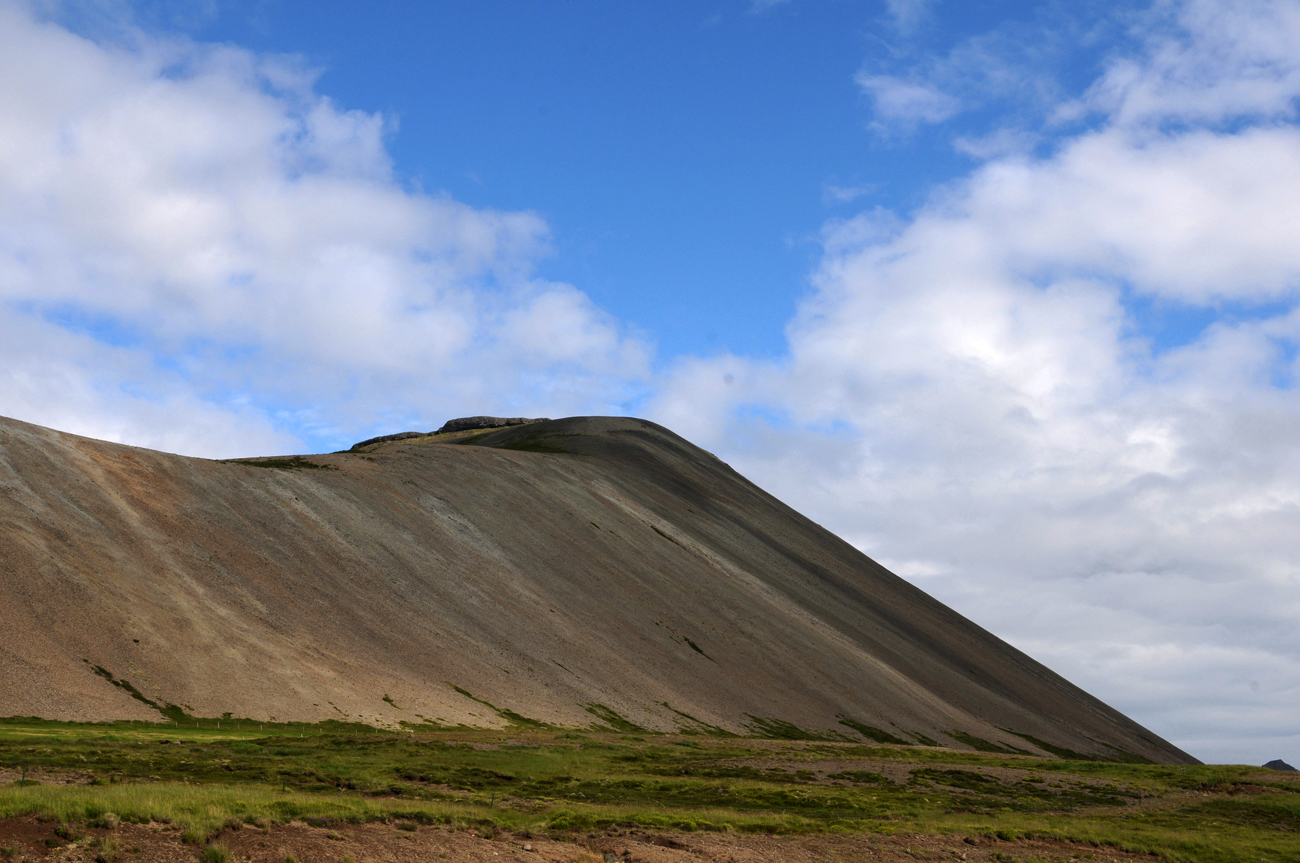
[70,0,1144,361]
[4,0,1300,765]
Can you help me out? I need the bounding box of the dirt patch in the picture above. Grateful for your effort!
[0,768,95,786]
[0,817,1163,863]
[586,830,1163,862]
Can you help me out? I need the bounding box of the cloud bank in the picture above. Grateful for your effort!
[652,0,1300,763]
[0,2,649,455]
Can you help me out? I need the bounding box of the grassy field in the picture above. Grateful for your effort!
[0,718,1295,862]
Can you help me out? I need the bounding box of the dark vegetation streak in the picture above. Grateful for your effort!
[583,704,649,734]
[87,665,188,723]
[222,456,336,471]
[838,718,911,746]
[447,685,551,731]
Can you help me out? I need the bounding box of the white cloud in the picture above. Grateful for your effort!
[653,0,1300,764]
[885,0,933,33]
[952,127,1040,160]
[939,127,1300,304]
[857,73,961,126]
[855,21,1056,132]
[1079,0,1300,126]
[0,2,648,455]
[0,310,298,456]
[821,182,877,205]
[860,6,1104,135]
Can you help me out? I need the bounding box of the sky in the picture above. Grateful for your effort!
[1,0,1299,766]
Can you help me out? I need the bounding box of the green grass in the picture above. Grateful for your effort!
[0,719,1296,862]
[200,844,229,863]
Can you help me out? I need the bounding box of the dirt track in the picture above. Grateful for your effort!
[0,817,1161,863]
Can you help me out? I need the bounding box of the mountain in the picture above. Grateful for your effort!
[0,414,1196,764]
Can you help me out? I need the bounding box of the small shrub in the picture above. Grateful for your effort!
[96,836,120,863]
[181,828,205,845]
[395,822,417,832]
[88,812,120,830]
[284,856,297,863]
[201,846,229,863]
[547,810,597,832]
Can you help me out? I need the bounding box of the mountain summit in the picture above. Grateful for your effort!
[0,414,1195,764]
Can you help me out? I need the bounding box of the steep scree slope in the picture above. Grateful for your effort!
[0,414,1195,764]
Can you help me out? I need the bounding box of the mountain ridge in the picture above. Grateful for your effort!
[0,413,1197,764]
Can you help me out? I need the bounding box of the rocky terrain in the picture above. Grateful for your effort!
[0,414,1195,764]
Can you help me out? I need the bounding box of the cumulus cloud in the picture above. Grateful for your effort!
[653,0,1300,763]
[0,2,648,455]
[1078,0,1300,126]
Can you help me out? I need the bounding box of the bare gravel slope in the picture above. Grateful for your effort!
[0,414,1196,764]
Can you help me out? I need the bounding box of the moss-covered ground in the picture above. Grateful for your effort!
[0,718,1294,862]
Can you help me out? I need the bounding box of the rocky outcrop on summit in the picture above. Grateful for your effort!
[1264,759,1297,771]
[349,430,429,450]
[435,416,546,434]
[349,417,548,451]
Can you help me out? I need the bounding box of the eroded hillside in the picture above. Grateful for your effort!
[0,415,1195,764]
